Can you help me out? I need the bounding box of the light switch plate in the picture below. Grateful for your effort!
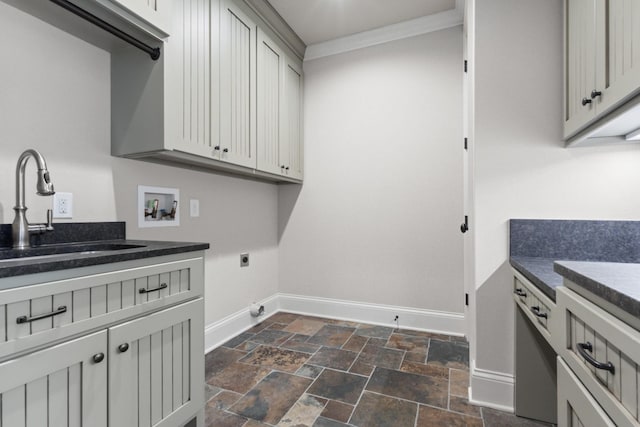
[190,199,200,217]
[53,192,73,218]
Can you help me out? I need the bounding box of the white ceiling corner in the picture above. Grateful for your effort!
[268,0,464,61]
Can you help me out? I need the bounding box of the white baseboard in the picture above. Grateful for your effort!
[204,293,465,353]
[469,360,514,412]
[204,294,280,353]
[277,293,465,337]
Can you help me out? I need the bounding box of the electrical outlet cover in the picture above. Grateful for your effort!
[53,192,73,218]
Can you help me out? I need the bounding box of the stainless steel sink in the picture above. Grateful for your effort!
[0,243,146,262]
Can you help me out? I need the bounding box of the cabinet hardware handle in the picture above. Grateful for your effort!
[582,97,592,106]
[93,353,105,364]
[139,283,168,294]
[576,342,615,374]
[214,146,220,150]
[530,306,547,319]
[281,165,285,169]
[590,90,602,99]
[285,166,290,171]
[223,148,229,153]
[118,343,130,353]
[16,306,67,324]
[514,288,527,297]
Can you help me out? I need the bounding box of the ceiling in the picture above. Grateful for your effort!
[267,0,457,45]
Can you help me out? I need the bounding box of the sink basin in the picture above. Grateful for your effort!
[0,242,146,262]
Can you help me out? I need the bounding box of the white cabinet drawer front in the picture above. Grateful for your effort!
[0,330,108,427]
[0,257,203,360]
[558,287,640,427]
[109,298,204,427]
[513,272,555,339]
[558,357,615,427]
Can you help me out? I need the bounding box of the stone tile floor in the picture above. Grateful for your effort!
[204,312,552,427]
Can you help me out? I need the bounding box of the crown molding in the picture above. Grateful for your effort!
[242,0,306,60]
[304,1,464,61]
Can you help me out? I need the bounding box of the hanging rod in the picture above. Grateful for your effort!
[49,0,161,60]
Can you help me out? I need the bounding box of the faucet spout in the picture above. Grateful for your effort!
[12,149,56,249]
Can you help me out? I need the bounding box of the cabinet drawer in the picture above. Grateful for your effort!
[558,356,615,427]
[0,256,203,361]
[513,271,555,341]
[557,287,640,427]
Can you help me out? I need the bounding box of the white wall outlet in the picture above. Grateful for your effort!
[190,199,200,217]
[53,192,73,218]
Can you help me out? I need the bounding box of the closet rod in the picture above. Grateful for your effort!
[49,0,161,60]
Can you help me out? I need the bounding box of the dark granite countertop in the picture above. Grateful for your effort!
[0,222,209,279]
[554,261,640,325]
[510,256,563,301]
[509,219,640,308]
[0,239,209,279]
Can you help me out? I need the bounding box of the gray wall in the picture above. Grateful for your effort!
[279,27,464,314]
[473,0,640,394]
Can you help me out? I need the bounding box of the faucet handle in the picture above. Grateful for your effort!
[46,209,54,231]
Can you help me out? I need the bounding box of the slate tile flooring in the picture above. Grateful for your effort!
[204,312,552,426]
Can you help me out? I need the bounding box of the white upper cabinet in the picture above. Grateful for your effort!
[106,0,173,35]
[597,0,640,115]
[284,58,304,180]
[257,28,285,176]
[564,0,597,137]
[564,0,640,140]
[110,0,303,182]
[256,28,304,180]
[166,0,216,158]
[219,0,257,169]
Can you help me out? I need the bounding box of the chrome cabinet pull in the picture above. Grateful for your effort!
[530,306,547,319]
[118,343,130,353]
[514,288,527,297]
[590,89,602,99]
[582,97,592,106]
[576,342,615,374]
[138,283,168,294]
[16,306,67,324]
[93,353,105,364]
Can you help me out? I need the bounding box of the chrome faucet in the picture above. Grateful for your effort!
[12,149,55,249]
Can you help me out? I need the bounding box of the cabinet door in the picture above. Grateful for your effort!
[596,0,640,115]
[256,28,285,176]
[283,57,304,180]
[166,0,215,158]
[109,299,204,427]
[558,357,615,427]
[219,0,257,168]
[0,330,107,427]
[564,0,597,138]
[109,0,173,35]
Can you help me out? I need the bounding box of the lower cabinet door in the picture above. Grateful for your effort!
[0,330,108,427]
[558,357,615,427]
[109,299,204,427]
